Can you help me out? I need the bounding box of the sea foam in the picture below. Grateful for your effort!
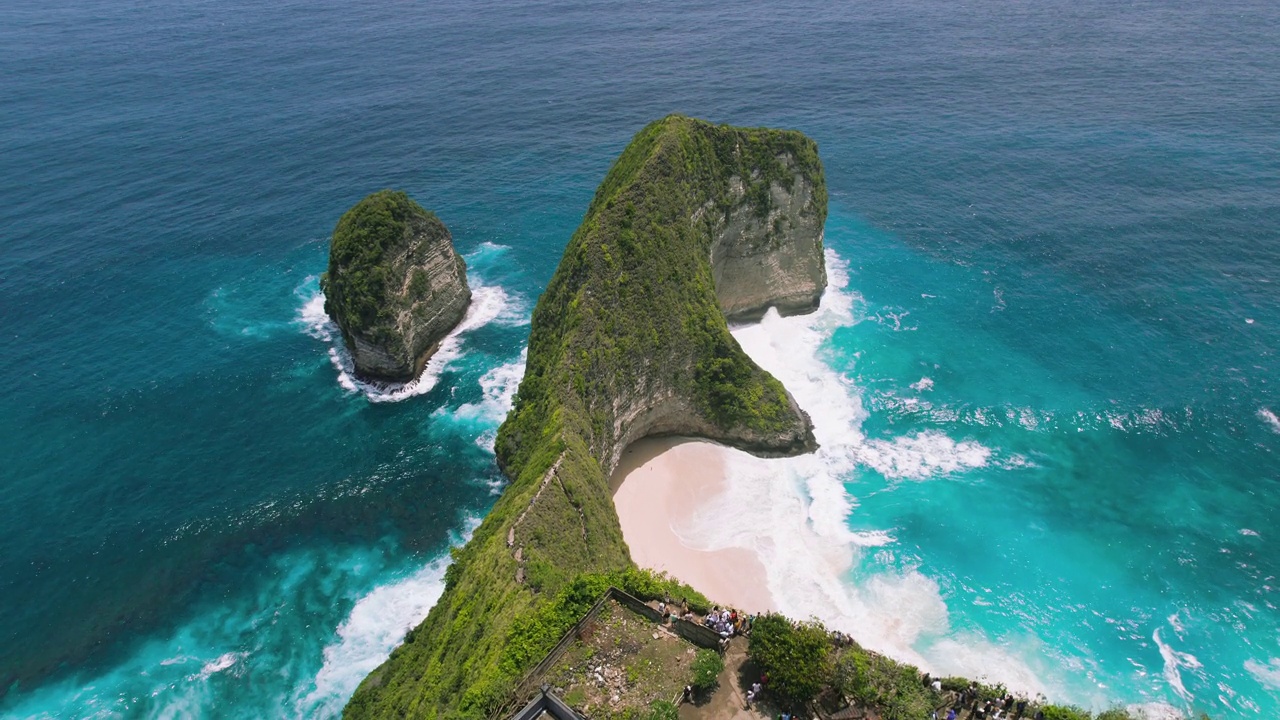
[295,555,452,717]
[299,278,523,403]
[1153,625,1202,703]
[673,250,1048,697]
[1259,408,1280,434]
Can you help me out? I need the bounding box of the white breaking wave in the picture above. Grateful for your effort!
[1244,657,1280,691]
[431,347,527,454]
[451,349,527,421]
[858,431,991,480]
[1259,408,1280,434]
[187,651,247,682]
[671,250,1052,696]
[298,280,523,403]
[295,557,450,717]
[295,516,481,717]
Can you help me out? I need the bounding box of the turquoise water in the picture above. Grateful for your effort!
[1,0,1277,716]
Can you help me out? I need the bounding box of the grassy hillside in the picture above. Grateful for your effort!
[344,115,825,719]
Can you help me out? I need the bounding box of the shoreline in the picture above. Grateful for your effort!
[610,437,778,614]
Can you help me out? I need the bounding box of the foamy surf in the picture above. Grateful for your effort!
[1153,626,1202,703]
[433,348,527,452]
[299,279,524,403]
[295,556,451,717]
[671,250,1055,700]
[295,516,480,716]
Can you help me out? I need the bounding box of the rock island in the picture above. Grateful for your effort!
[321,190,471,382]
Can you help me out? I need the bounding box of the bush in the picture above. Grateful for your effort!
[747,614,832,706]
[1041,706,1093,720]
[690,649,724,692]
[648,699,679,720]
[833,652,932,720]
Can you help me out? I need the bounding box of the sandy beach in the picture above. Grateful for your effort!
[610,437,777,614]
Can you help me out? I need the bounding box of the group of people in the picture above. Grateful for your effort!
[702,606,751,638]
[654,599,754,646]
[937,681,1042,720]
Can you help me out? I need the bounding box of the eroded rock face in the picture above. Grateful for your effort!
[321,190,471,382]
[710,157,827,321]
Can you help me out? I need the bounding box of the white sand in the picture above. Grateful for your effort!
[610,437,777,614]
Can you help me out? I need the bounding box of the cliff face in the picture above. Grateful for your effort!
[498,116,828,478]
[710,158,827,321]
[344,117,827,720]
[321,190,471,382]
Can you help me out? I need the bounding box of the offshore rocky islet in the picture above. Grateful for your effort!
[322,190,472,383]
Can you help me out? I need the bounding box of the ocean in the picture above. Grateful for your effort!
[1,0,1277,716]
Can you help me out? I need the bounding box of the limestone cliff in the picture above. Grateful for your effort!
[321,190,471,382]
[710,157,827,321]
[344,116,827,720]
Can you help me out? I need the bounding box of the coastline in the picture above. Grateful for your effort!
[610,437,778,614]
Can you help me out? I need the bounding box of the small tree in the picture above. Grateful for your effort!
[747,614,832,706]
[690,649,725,692]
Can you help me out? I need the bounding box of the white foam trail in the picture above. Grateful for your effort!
[452,348,527,425]
[187,651,247,682]
[445,348,527,452]
[858,431,991,480]
[1153,626,1201,703]
[1259,408,1280,434]
[298,281,524,403]
[670,250,1049,696]
[295,556,450,717]
[910,377,934,392]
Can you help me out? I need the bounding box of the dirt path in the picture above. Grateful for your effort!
[679,637,776,720]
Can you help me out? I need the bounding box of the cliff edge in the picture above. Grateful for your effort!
[344,116,827,719]
[321,190,471,382]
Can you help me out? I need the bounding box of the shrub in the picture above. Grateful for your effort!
[648,700,679,720]
[833,652,932,720]
[690,649,724,692]
[747,614,831,706]
[1041,706,1093,720]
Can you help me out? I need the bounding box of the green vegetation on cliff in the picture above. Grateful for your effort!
[321,190,439,340]
[344,115,825,719]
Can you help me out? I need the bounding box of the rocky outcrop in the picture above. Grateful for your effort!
[321,190,471,382]
[710,158,827,321]
[345,116,827,719]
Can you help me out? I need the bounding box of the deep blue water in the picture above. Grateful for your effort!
[1,0,1277,716]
